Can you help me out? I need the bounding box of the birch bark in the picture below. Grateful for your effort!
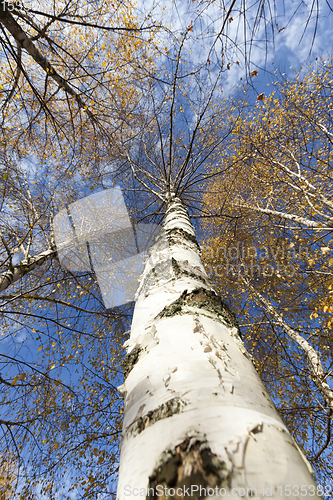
[117,198,319,500]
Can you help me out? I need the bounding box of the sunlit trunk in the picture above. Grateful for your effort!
[117,197,319,500]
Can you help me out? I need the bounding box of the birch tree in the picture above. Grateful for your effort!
[0,453,16,499]
[117,196,321,500]
[0,0,331,497]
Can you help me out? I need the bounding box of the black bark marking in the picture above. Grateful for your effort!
[158,290,188,318]
[129,398,184,435]
[139,259,210,296]
[171,257,182,277]
[156,288,240,333]
[122,346,142,380]
[170,258,210,286]
[166,227,200,249]
[147,438,229,500]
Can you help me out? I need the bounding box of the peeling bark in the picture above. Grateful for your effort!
[117,197,319,500]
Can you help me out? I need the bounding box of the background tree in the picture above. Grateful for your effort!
[0,1,171,496]
[202,61,333,486]
[0,148,130,498]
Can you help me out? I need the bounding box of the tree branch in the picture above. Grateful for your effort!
[0,3,96,121]
[243,278,333,410]
[0,246,57,293]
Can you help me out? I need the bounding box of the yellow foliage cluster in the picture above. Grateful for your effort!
[0,455,16,500]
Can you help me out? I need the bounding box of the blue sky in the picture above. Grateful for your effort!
[136,0,333,92]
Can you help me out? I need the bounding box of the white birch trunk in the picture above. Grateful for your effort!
[117,198,319,500]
